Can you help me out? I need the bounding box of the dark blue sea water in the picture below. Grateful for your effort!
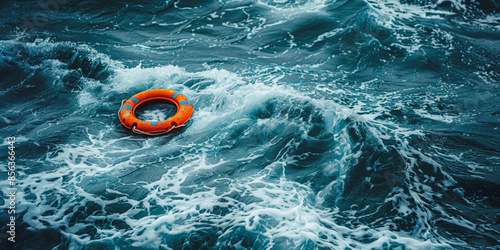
[0,0,499,249]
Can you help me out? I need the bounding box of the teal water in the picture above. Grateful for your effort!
[0,0,499,248]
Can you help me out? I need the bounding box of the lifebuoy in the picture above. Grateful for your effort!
[118,89,194,135]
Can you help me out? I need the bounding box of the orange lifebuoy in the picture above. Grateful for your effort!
[118,89,194,135]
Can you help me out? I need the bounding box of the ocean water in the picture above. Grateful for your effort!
[0,0,499,249]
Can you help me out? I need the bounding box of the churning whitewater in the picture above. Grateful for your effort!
[0,0,499,249]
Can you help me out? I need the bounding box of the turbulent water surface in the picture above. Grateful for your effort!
[0,0,499,249]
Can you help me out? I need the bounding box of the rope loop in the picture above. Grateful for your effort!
[132,124,186,136]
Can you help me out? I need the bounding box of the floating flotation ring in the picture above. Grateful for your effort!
[118,89,194,135]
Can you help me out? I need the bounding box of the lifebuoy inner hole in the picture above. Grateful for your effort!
[135,99,178,121]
